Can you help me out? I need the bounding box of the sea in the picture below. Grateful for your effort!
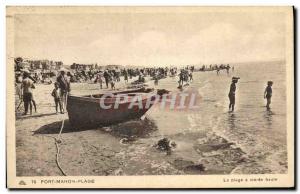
[138,61,287,174]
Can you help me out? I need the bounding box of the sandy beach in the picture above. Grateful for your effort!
[15,74,251,176]
[15,65,287,176]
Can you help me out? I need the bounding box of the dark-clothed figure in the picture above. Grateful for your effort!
[189,72,193,82]
[104,70,110,88]
[21,71,35,115]
[178,70,184,86]
[51,82,63,114]
[228,77,240,112]
[124,70,128,83]
[56,69,71,113]
[264,81,273,110]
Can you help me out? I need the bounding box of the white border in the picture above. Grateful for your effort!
[1,0,299,193]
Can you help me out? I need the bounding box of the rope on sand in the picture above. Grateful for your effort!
[54,92,68,176]
[54,139,67,176]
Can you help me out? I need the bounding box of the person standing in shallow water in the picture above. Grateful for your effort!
[264,81,273,110]
[228,77,240,112]
[189,71,193,82]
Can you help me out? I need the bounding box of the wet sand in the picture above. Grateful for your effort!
[15,76,269,176]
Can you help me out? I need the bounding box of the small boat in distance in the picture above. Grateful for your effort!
[66,88,161,129]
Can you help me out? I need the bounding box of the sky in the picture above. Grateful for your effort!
[12,8,288,66]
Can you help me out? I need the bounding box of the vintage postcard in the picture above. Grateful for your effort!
[6,6,294,188]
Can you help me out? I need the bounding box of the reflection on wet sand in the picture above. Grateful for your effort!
[228,112,236,130]
[264,110,273,129]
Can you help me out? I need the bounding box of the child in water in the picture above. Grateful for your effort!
[264,81,273,110]
[51,82,63,114]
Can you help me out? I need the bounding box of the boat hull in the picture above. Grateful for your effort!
[66,89,156,128]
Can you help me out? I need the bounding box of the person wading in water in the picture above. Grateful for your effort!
[228,77,240,112]
[264,81,273,110]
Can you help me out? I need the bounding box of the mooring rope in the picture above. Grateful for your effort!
[54,138,67,176]
[54,92,68,176]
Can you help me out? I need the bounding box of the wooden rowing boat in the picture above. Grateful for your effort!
[66,88,157,128]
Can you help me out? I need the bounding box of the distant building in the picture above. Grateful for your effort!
[106,64,123,69]
[26,59,63,70]
[14,57,63,71]
[70,63,95,71]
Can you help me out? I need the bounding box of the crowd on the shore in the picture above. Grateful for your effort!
[69,66,181,84]
[15,65,195,115]
[15,62,273,116]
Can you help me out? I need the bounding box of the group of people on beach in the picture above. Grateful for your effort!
[16,65,179,115]
[199,64,234,72]
[178,69,193,88]
[16,64,273,116]
[51,69,71,114]
[216,64,233,75]
[91,66,182,89]
[69,66,179,84]
[17,68,71,115]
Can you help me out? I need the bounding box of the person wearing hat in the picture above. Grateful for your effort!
[21,70,35,115]
[56,68,71,113]
[228,77,240,112]
[264,81,273,110]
